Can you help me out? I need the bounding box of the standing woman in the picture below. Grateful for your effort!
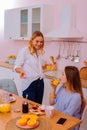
[14,31,45,104]
[50,66,85,130]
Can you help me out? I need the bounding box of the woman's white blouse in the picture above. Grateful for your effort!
[14,46,44,91]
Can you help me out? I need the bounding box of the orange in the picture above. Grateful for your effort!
[52,79,60,86]
[27,119,37,127]
[28,114,39,121]
[46,65,52,70]
[21,114,30,120]
[18,118,27,126]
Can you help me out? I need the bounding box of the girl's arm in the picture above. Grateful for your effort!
[49,80,57,105]
[63,94,81,116]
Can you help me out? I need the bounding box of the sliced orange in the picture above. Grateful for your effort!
[27,119,37,127]
[21,114,30,120]
[18,118,27,126]
[28,114,39,121]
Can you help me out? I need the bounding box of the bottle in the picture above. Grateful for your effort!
[22,101,29,113]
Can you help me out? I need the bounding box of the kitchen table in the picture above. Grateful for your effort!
[0,89,82,130]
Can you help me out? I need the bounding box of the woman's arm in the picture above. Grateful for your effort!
[49,89,56,105]
[14,47,26,79]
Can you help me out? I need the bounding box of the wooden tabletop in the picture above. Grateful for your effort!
[0,89,82,130]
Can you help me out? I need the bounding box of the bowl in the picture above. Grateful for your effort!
[8,58,16,65]
[0,103,11,113]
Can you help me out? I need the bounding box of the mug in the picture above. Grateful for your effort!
[45,105,54,118]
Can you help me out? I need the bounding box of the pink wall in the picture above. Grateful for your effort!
[0,0,87,70]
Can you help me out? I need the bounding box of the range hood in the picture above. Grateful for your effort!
[45,4,83,40]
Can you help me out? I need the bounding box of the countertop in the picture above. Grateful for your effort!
[44,70,62,79]
[0,61,61,78]
[0,61,13,69]
[0,61,87,88]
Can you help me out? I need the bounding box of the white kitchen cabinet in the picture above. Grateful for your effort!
[4,8,20,40]
[0,67,22,97]
[4,4,54,40]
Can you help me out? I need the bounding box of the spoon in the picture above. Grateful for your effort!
[56,44,61,60]
[74,43,80,62]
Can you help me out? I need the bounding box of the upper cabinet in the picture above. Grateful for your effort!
[4,4,54,40]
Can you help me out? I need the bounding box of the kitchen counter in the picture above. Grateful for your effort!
[0,61,13,69]
[0,61,87,89]
[44,70,62,79]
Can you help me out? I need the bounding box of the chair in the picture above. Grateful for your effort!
[79,102,87,130]
[0,79,18,95]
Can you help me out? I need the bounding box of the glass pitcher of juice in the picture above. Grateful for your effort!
[0,91,11,113]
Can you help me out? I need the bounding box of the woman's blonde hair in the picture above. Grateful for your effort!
[28,31,44,55]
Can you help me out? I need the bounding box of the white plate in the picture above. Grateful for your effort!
[30,108,45,115]
[9,96,16,103]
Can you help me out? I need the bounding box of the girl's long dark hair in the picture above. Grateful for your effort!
[65,66,85,110]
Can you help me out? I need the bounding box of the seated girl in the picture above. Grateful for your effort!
[49,66,85,130]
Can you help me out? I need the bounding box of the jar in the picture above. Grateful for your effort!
[22,101,29,113]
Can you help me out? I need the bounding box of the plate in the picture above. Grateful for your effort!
[9,96,16,103]
[16,120,39,129]
[30,108,45,115]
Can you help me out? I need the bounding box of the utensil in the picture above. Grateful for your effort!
[70,44,75,61]
[65,42,70,60]
[56,43,61,60]
[74,43,80,62]
[50,56,55,64]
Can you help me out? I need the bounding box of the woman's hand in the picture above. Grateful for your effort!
[15,68,26,79]
[20,70,26,79]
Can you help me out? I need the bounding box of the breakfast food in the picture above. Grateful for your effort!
[17,114,39,128]
[52,79,60,86]
[27,119,37,127]
[80,67,87,80]
[30,105,45,115]
[32,104,39,110]
[28,114,39,121]
[46,64,52,71]
[18,118,27,126]
[21,114,30,120]
[7,54,16,59]
[84,61,87,65]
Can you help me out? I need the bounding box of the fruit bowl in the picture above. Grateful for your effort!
[8,58,16,65]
